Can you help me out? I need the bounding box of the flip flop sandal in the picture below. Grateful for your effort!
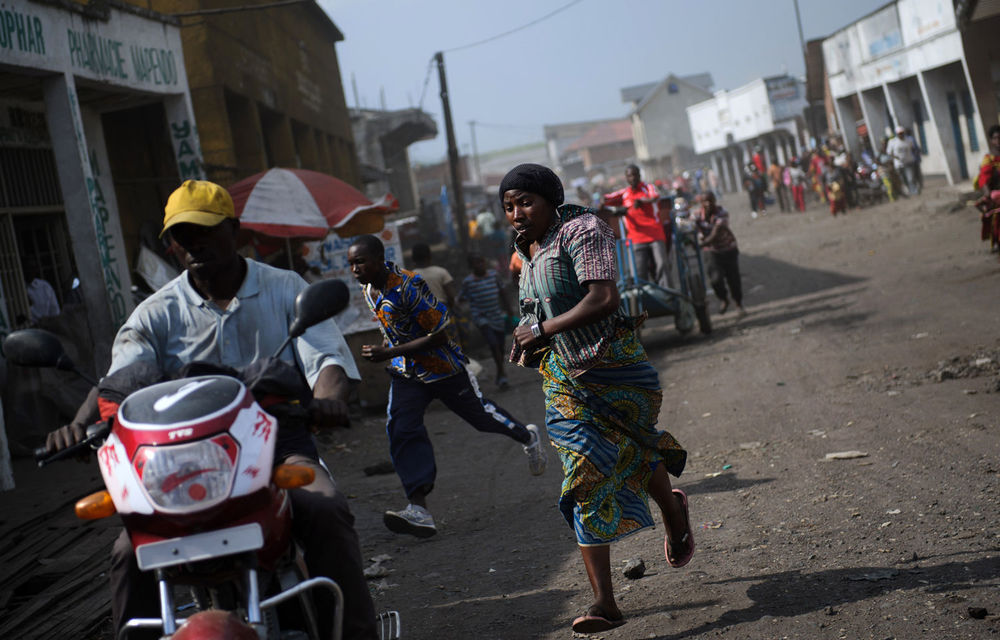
[571,612,626,633]
[665,488,695,568]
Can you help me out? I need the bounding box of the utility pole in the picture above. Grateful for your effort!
[792,0,806,59]
[469,120,482,185]
[792,0,816,145]
[435,51,468,251]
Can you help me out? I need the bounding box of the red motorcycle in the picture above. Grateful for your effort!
[5,279,400,640]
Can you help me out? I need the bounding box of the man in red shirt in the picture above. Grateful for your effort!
[603,165,673,289]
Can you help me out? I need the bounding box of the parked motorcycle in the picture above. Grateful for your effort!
[854,162,887,207]
[4,278,401,640]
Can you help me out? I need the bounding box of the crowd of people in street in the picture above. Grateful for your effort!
[39,168,702,636]
[36,125,989,636]
[730,130,924,220]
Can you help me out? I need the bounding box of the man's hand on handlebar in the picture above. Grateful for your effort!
[45,422,87,454]
[310,364,353,431]
[309,398,351,431]
[42,386,101,460]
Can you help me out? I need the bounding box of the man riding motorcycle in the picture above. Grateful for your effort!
[44,180,378,640]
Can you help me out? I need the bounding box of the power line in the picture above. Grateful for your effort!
[442,0,586,54]
[472,121,544,131]
[417,58,435,110]
[416,2,586,113]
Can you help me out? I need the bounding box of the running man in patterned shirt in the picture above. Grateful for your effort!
[346,235,546,538]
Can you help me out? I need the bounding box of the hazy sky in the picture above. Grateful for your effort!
[322,0,886,163]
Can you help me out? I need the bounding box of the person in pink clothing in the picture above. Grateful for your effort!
[603,165,673,289]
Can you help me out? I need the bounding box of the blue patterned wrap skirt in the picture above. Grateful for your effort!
[540,330,686,546]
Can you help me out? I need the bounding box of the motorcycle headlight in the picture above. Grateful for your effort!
[134,435,237,513]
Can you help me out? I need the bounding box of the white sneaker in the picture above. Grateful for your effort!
[384,504,437,538]
[523,424,547,476]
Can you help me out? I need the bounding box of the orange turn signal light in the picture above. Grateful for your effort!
[272,464,315,489]
[75,490,117,520]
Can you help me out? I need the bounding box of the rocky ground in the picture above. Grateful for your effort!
[330,179,1000,639]
[2,178,998,639]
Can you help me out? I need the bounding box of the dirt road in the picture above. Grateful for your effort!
[333,180,1000,639]
[2,180,997,640]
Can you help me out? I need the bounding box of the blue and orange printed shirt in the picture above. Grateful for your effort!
[361,261,466,382]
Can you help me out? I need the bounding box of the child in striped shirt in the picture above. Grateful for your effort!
[460,254,512,389]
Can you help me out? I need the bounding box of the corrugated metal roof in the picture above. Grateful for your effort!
[621,82,659,105]
[564,120,634,153]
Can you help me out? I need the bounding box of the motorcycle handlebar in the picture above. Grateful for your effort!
[34,422,111,468]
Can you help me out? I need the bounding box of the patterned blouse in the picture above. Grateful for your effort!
[511,204,628,377]
[361,262,466,382]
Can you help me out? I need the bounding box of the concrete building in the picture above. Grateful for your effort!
[543,117,638,189]
[558,120,635,187]
[804,38,831,142]
[411,143,548,243]
[0,0,204,457]
[543,118,624,177]
[350,107,437,215]
[475,142,549,189]
[823,0,985,184]
[412,156,470,246]
[0,0,203,371]
[956,1,1000,139]
[131,0,360,190]
[687,75,808,193]
[622,73,714,180]
[0,0,359,349]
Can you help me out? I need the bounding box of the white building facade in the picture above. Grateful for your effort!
[0,0,203,371]
[823,0,983,184]
[626,74,714,181]
[687,75,808,193]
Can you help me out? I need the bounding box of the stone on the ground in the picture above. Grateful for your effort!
[622,557,646,579]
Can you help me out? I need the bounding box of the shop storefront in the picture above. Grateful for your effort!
[823,0,985,184]
[687,75,808,193]
[0,0,203,367]
[0,0,203,456]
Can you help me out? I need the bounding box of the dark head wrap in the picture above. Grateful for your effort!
[498,163,564,207]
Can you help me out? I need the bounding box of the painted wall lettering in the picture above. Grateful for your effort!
[66,29,127,80]
[0,7,45,55]
[85,172,127,326]
[170,119,204,180]
[67,91,128,328]
[130,45,177,86]
[2,2,189,93]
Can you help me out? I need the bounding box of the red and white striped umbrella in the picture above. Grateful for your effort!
[229,167,398,239]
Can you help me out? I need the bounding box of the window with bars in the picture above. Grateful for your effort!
[0,145,75,330]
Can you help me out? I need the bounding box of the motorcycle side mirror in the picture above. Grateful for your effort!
[288,278,350,339]
[3,328,72,369]
[271,278,350,360]
[1,328,98,386]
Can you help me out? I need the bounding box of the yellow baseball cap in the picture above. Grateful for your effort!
[161,180,235,237]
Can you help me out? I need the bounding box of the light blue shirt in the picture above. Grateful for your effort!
[108,259,359,387]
